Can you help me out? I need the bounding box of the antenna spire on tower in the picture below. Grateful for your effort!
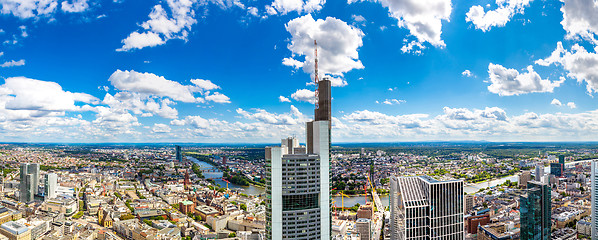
[314,40,319,111]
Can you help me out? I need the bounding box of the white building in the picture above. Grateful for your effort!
[44,173,58,200]
[390,175,464,240]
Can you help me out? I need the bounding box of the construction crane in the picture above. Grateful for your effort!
[314,40,320,110]
[222,178,231,199]
[341,191,350,210]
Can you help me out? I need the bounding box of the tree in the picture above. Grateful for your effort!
[228,232,236,238]
[240,203,247,211]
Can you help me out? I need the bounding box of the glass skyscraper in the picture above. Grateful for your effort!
[520,181,551,240]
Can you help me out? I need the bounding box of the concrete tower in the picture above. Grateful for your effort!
[266,78,332,240]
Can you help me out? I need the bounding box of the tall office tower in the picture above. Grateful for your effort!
[519,171,531,188]
[559,155,565,165]
[550,162,563,177]
[266,78,332,240]
[535,163,544,181]
[29,163,39,195]
[591,160,598,239]
[44,173,58,200]
[175,145,182,162]
[520,181,551,240]
[389,175,464,240]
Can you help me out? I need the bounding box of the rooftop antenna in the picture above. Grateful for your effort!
[314,40,319,111]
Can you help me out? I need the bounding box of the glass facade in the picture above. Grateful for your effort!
[520,181,551,240]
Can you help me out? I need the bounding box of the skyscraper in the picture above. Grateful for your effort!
[45,173,58,200]
[591,160,598,239]
[19,163,39,203]
[390,175,464,240]
[266,78,331,240]
[535,163,544,181]
[520,181,551,240]
[175,145,182,162]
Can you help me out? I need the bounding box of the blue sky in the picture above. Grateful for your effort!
[1,0,598,143]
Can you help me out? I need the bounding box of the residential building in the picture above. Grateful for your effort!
[591,160,598,239]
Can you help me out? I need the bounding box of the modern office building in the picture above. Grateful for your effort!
[389,175,464,240]
[265,78,331,240]
[175,145,182,162]
[0,221,31,240]
[520,181,551,240]
[464,194,475,214]
[591,160,598,239]
[550,162,563,177]
[19,163,39,203]
[535,163,544,181]
[356,218,371,240]
[44,173,57,200]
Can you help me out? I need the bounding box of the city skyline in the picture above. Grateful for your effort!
[1,0,598,143]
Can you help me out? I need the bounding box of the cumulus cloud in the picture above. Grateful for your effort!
[291,89,315,104]
[118,0,197,51]
[349,0,451,53]
[190,79,220,91]
[279,96,291,102]
[466,0,532,32]
[108,70,199,102]
[567,102,577,109]
[535,42,598,94]
[0,77,98,112]
[284,15,364,80]
[551,98,562,106]
[487,63,564,96]
[236,105,304,125]
[559,0,598,45]
[152,123,171,133]
[205,92,230,103]
[462,70,473,77]
[0,0,58,18]
[269,0,324,15]
[61,0,89,13]
[0,59,25,67]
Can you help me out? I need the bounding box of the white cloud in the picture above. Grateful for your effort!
[291,89,315,104]
[551,98,562,106]
[559,0,598,45]
[487,63,564,96]
[204,92,230,103]
[190,79,220,91]
[352,14,365,22]
[61,0,89,13]
[462,69,473,77]
[247,6,258,16]
[350,0,451,53]
[118,0,197,51]
[152,123,171,133]
[117,32,165,52]
[108,70,198,102]
[236,105,303,125]
[269,0,324,15]
[567,102,577,109]
[279,96,291,102]
[466,0,532,32]
[381,99,406,105]
[535,42,598,94]
[19,25,27,37]
[102,92,179,119]
[0,0,58,18]
[284,15,364,79]
[0,77,98,112]
[0,59,25,67]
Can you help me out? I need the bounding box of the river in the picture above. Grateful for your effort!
[189,156,594,207]
[187,156,265,196]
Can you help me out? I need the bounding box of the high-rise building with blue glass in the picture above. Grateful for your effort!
[520,181,551,240]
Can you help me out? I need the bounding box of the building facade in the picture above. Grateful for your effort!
[44,173,57,200]
[266,78,331,240]
[520,181,551,240]
[591,160,598,239]
[390,175,464,240]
